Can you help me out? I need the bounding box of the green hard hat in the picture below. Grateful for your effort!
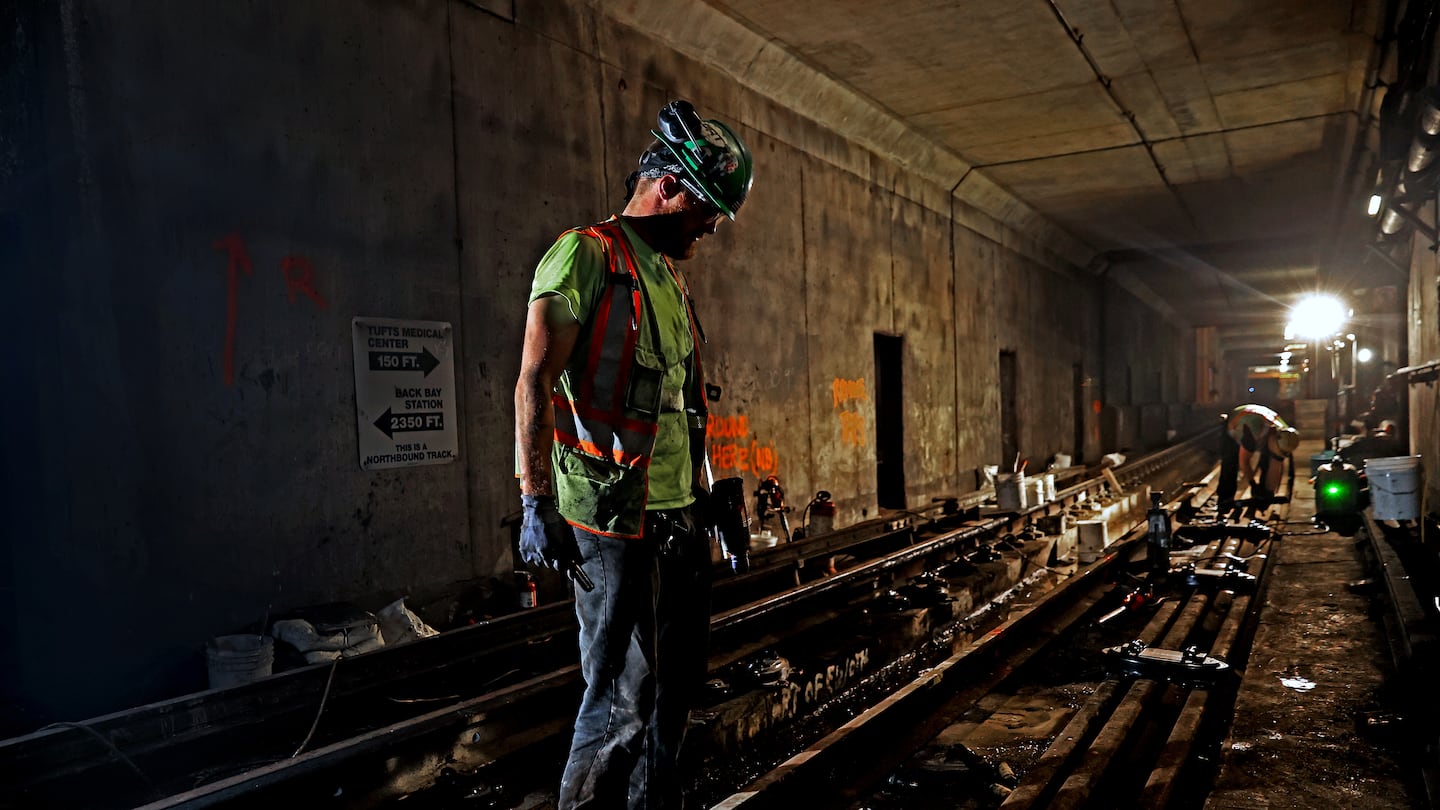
[647,100,753,220]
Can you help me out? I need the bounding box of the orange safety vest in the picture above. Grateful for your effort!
[550,217,707,537]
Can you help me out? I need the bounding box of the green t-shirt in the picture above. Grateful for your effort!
[529,219,695,511]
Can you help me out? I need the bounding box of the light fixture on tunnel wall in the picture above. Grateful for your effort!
[1358,347,1374,363]
[1367,193,1383,216]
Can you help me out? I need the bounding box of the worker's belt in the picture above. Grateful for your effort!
[646,508,698,556]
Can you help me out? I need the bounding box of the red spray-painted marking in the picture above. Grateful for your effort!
[213,233,254,386]
[281,256,328,310]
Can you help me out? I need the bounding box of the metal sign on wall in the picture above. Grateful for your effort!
[352,317,459,470]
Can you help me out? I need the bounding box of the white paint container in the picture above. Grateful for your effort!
[1077,519,1108,563]
[206,634,274,690]
[1366,455,1422,520]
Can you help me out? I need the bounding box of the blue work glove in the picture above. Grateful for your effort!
[520,495,579,571]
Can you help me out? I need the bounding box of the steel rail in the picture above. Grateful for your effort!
[709,463,1265,810]
[708,528,1156,808]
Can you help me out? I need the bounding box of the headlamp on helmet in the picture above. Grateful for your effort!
[645,100,753,220]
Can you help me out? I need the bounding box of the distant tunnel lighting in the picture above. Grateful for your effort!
[1287,295,1346,340]
[1358,347,1374,363]
[1368,194,1383,216]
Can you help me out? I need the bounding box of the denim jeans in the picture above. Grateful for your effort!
[558,509,712,809]
[1217,427,1277,507]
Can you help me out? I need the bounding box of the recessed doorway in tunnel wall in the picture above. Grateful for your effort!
[1000,350,1018,470]
[1073,363,1085,463]
[875,333,906,510]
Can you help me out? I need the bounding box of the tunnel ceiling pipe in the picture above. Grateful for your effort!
[1380,205,1409,235]
[1405,133,1440,173]
[1420,88,1440,135]
[1384,200,1440,244]
[1370,83,1440,245]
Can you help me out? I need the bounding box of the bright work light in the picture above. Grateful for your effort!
[1286,295,1346,340]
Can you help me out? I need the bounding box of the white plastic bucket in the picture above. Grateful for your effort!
[1077,519,1108,563]
[995,473,1026,511]
[207,634,274,690]
[1365,455,1422,521]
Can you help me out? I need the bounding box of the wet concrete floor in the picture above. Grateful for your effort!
[1207,440,1423,808]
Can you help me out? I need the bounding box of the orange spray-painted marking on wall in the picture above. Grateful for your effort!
[832,376,869,447]
[707,413,780,474]
[838,411,867,447]
[831,377,868,408]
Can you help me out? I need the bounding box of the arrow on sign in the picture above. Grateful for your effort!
[373,409,446,438]
[368,347,440,376]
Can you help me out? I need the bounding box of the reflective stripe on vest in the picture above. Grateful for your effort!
[550,218,677,470]
[1228,404,1287,446]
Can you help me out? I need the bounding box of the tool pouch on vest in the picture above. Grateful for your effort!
[626,355,664,416]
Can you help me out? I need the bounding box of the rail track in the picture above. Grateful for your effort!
[1,431,1230,809]
[708,485,1284,809]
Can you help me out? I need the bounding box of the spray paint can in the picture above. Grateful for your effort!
[710,477,752,574]
[518,571,538,609]
[1146,492,1170,578]
[808,491,836,536]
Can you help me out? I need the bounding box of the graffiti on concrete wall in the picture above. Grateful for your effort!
[707,413,780,475]
[832,376,868,447]
[280,256,328,310]
[213,233,329,386]
[213,234,254,387]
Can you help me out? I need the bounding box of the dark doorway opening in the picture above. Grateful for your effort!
[1073,363,1086,463]
[1000,350,1018,470]
[875,334,906,510]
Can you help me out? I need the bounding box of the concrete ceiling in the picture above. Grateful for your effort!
[604,0,1387,357]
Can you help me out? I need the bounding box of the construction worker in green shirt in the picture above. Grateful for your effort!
[1217,403,1300,511]
[514,99,752,809]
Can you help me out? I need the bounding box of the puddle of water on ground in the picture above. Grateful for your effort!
[1280,676,1317,691]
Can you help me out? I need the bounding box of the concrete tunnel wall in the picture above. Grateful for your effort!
[1407,218,1439,509]
[0,0,1194,722]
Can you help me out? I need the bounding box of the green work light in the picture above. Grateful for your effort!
[1315,461,1360,517]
